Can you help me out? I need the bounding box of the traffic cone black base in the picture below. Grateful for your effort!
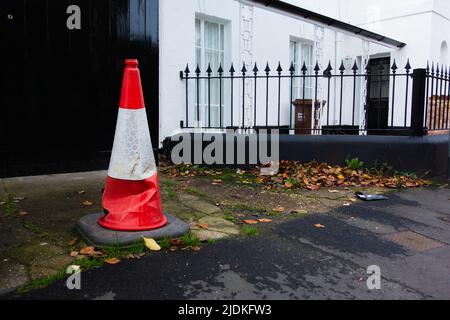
[77,212,189,248]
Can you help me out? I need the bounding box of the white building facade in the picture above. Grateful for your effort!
[158,0,450,145]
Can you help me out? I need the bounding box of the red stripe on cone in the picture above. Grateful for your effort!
[119,59,145,110]
[99,174,167,231]
[99,59,167,231]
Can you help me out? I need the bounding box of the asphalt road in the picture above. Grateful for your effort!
[4,187,450,300]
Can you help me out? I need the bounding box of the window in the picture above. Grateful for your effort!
[195,18,225,127]
[290,40,313,100]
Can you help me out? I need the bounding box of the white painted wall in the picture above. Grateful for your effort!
[158,0,450,144]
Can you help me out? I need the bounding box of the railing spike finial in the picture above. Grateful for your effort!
[289,61,295,74]
[206,63,212,75]
[352,61,359,73]
[431,61,435,74]
[405,59,411,72]
[324,61,333,77]
[314,61,320,73]
[229,63,235,74]
[276,62,282,74]
[184,64,190,74]
[241,62,247,75]
[391,60,398,72]
[339,60,345,73]
[218,63,223,75]
[436,63,440,75]
[301,62,308,74]
[195,64,201,75]
[253,62,259,75]
[265,62,271,74]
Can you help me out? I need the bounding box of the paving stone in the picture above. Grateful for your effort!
[0,262,29,294]
[191,229,230,242]
[30,255,74,280]
[183,200,221,215]
[195,216,240,235]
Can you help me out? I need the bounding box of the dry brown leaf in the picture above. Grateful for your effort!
[197,223,209,229]
[18,211,29,216]
[243,220,259,225]
[314,224,326,228]
[306,185,321,191]
[68,238,78,246]
[170,246,178,252]
[328,189,340,193]
[80,246,96,255]
[258,218,273,223]
[272,206,285,212]
[284,182,293,189]
[104,257,121,265]
[70,251,79,257]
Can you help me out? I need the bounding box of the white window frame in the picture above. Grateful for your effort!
[290,39,314,100]
[195,18,225,128]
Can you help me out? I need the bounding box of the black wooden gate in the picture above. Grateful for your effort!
[0,0,159,178]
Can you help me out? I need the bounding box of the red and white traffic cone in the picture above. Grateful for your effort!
[98,59,167,231]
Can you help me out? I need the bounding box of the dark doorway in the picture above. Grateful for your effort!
[0,0,159,178]
[366,57,390,135]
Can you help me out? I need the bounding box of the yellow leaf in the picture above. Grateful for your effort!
[337,174,345,180]
[143,237,161,251]
[104,257,121,265]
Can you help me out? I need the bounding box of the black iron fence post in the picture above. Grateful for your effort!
[410,68,427,136]
[448,129,450,180]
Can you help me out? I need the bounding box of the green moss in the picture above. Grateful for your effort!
[158,238,171,250]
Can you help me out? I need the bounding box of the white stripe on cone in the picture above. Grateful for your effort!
[107,108,157,181]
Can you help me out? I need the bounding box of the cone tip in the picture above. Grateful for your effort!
[125,59,139,68]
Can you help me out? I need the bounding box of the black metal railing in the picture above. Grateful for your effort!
[180,59,448,136]
[426,63,450,131]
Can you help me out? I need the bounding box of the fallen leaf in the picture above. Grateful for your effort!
[197,223,209,229]
[272,206,285,212]
[70,251,79,257]
[125,254,135,259]
[314,224,326,228]
[104,257,121,265]
[349,197,358,202]
[328,189,340,193]
[243,220,259,225]
[212,179,223,184]
[306,185,321,191]
[337,174,345,180]
[82,201,93,206]
[191,246,201,252]
[18,211,29,216]
[78,190,86,195]
[143,237,161,251]
[284,182,293,188]
[79,246,102,256]
[68,238,78,246]
[237,214,246,218]
[258,218,273,223]
[343,203,351,207]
